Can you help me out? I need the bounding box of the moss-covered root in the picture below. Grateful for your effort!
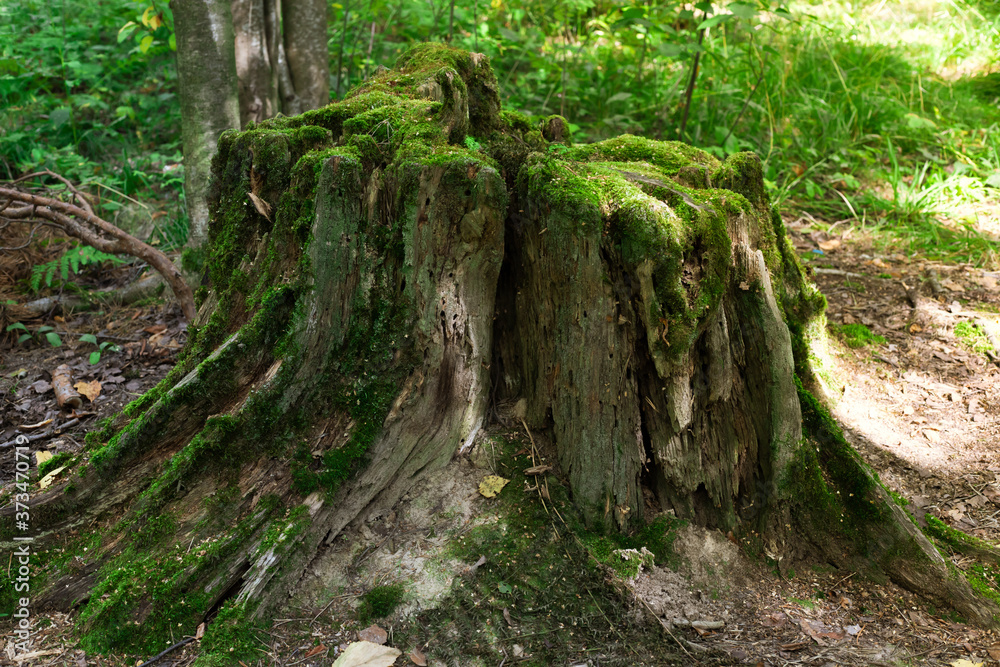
[789,382,999,626]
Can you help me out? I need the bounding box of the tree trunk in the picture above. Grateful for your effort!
[182,0,330,250]
[283,0,331,111]
[231,0,278,126]
[173,0,241,249]
[5,44,998,657]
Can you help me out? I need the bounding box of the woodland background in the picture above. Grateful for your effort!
[1,0,999,268]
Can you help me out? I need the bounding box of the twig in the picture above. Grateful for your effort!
[14,170,95,215]
[521,418,550,516]
[635,594,695,659]
[678,11,707,141]
[0,182,195,320]
[136,637,194,667]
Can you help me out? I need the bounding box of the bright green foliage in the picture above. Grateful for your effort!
[6,0,1000,268]
[955,320,995,354]
[835,323,887,349]
[29,245,127,292]
[1,0,186,247]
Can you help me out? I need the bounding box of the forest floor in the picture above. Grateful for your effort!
[1,217,1000,666]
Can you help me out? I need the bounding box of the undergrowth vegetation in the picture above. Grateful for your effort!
[0,0,187,250]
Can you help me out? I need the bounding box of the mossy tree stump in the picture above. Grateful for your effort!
[4,44,997,657]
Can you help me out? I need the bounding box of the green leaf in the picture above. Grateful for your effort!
[168,33,176,51]
[606,91,633,103]
[139,34,154,53]
[5,322,28,332]
[80,334,98,344]
[698,14,732,29]
[37,325,54,333]
[498,582,513,594]
[49,107,72,127]
[45,332,62,347]
[18,334,32,345]
[727,2,758,19]
[89,351,101,365]
[117,22,138,43]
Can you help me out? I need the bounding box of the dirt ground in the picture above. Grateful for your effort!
[2,215,1000,666]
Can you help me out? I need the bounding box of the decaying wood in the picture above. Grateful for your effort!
[53,364,83,410]
[5,45,1000,656]
[0,180,196,320]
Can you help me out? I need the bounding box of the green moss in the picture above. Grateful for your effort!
[834,323,886,348]
[579,515,681,578]
[955,320,994,354]
[711,151,768,211]
[78,500,282,656]
[194,602,267,666]
[518,141,738,366]
[358,584,406,622]
[37,452,73,478]
[786,378,889,551]
[409,436,683,664]
[564,134,719,175]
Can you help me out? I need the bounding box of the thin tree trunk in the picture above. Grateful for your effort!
[232,0,278,126]
[283,0,330,111]
[173,0,240,249]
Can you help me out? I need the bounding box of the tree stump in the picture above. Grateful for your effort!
[3,44,996,656]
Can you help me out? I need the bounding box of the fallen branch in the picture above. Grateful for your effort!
[53,364,83,410]
[0,177,195,321]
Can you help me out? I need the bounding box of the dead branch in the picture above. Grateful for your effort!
[0,179,195,321]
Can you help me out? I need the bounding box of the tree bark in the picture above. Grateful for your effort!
[231,0,278,126]
[283,0,331,111]
[173,0,242,250]
[5,45,999,658]
[180,0,330,252]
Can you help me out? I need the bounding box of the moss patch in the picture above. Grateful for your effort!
[358,584,406,622]
[834,323,886,348]
[391,436,684,665]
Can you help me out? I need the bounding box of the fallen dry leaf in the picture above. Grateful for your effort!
[248,192,273,221]
[358,624,388,645]
[332,641,400,667]
[75,380,102,402]
[478,475,510,498]
[196,622,205,640]
[304,644,327,659]
[817,239,841,251]
[38,466,67,490]
[408,647,427,666]
[949,660,983,667]
[35,451,53,466]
